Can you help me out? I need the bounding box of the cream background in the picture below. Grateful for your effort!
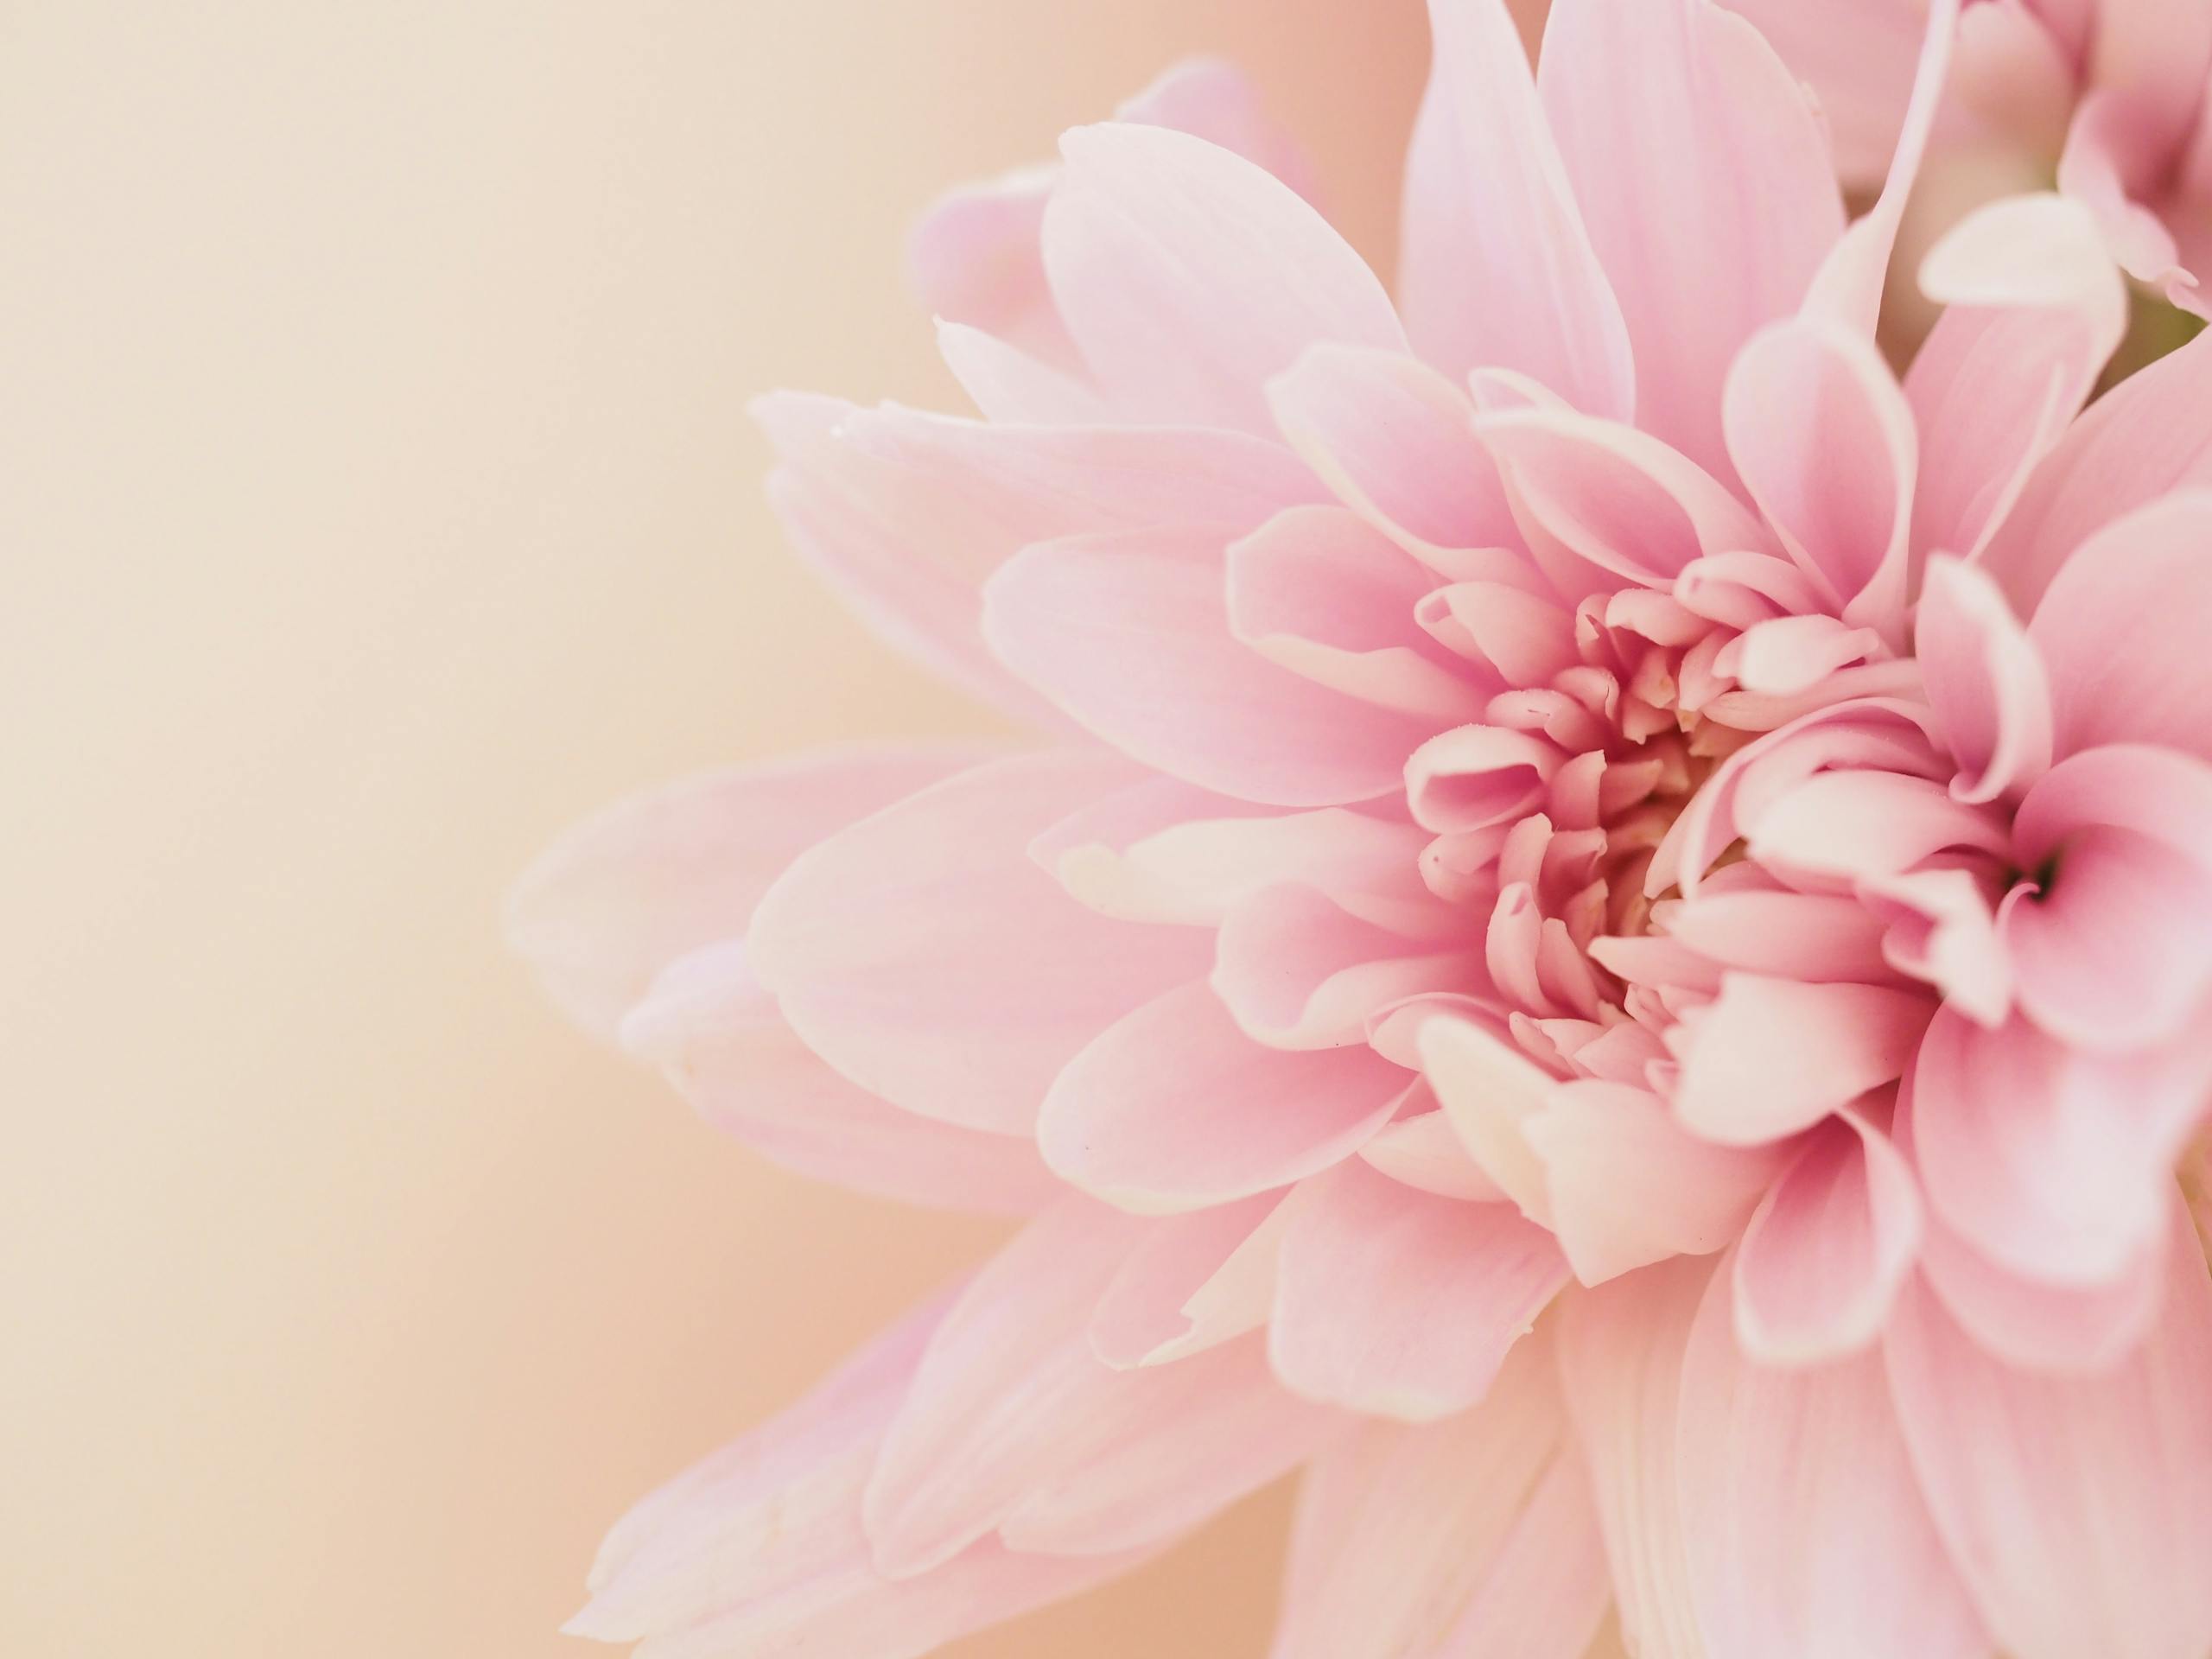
[1,3,1541,1653]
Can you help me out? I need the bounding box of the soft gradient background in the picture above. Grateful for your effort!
[3,3,1539,1653]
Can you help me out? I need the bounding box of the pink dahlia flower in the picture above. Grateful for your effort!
[1726,0,2212,316]
[512,3,2212,1656]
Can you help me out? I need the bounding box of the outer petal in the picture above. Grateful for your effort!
[1730,1109,1921,1364]
[570,1291,1143,1659]
[1539,0,1843,486]
[1712,0,1924,181]
[1268,1160,1568,1421]
[748,753,1213,1135]
[1885,1212,2212,1659]
[1038,980,1408,1214]
[865,1197,1325,1574]
[1678,1256,1987,1659]
[507,746,980,1040]
[1397,0,1633,416]
[1271,1330,1608,1659]
[1042,123,1404,435]
[983,524,1429,807]
[1554,1257,1712,1659]
[1910,1005,2212,1287]
[1978,327,2212,611]
[1087,1193,1285,1369]
[622,944,1059,1215]
[2028,492,2212,766]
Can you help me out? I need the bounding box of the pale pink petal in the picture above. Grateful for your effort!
[996,1332,1340,1555]
[1910,1006,2212,1287]
[2029,492,2212,765]
[2057,92,2194,298]
[1678,1256,1987,1659]
[1397,0,1634,416]
[1539,0,1843,485]
[1088,1194,1284,1369]
[906,165,1069,368]
[1475,405,1771,594]
[1653,888,1894,984]
[507,746,979,1040]
[1271,1331,1608,1659]
[1421,581,1577,689]
[1716,614,1883,698]
[865,1198,1312,1574]
[935,320,1109,426]
[1268,1160,1568,1421]
[1977,327,2212,611]
[1036,790,1434,933]
[1712,0,1925,182]
[1226,505,1488,721]
[1732,1109,1921,1364]
[747,753,1211,1134]
[1914,555,2051,804]
[1038,980,1408,1213]
[1265,343,1525,571]
[1885,1212,2212,1659]
[622,944,1058,1215]
[1406,723,1564,836]
[1416,1012,1561,1225]
[984,524,1429,807]
[1907,195,2128,567]
[1358,1102,1510,1204]
[2006,745,2212,1049]
[1524,1080,1787,1286]
[1112,57,1322,207]
[1668,975,1932,1145]
[1744,768,2008,887]
[1722,318,1916,632]
[1041,123,1404,435]
[1859,867,2013,1027]
[1214,884,1485,1049]
[1554,1257,1713,1659]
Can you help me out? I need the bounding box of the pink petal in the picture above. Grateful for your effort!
[1722,318,1916,631]
[1711,0,1925,182]
[2029,492,2212,765]
[1732,1109,1921,1364]
[1885,1211,2212,1659]
[1654,888,1894,984]
[1088,1193,1285,1369]
[1860,867,2014,1027]
[2006,745,2212,1049]
[1271,1331,1607,1659]
[865,1198,1311,1574]
[1213,883,1484,1050]
[1978,326,2212,612]
[622,943,1058,1215]
[1717,613,1884,697]
[1415,1012,1562,1224]
[507,745,979,1040]
[1744,768,2008,887]
[1112,57,1322,207]
[1907,195,2128,567]
[1475,405,1771,594]
[1910,1006,2212,1287]
[1038,980,1408,1213]
[1268,1160,1568,1421]
[1397,0,1634,416]
[571,1290,1145,1658]
[1041,123,1404,435]
[1265,343,1525,570]
[1914,555,2051,804]
[935,320,1109,426]
[1524,1080,1788,1286]
[996,1332,1339,1556]
[1539,0,1843,486]
[1668,975,1931,1145]
[747,753,1211,1135]
[1406,722,1565,835]
[1359,1098,1510,1204]
[1226,504,1488,721]
[1554,1257,1713,1659]
[1678,1255,1987,1659]
[984,524,1428,807]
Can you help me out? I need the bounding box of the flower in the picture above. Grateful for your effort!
[1725,0,2212,318]
[511,3,2212,1656]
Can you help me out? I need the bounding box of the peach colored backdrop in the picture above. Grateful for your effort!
[4,3,1531,1653]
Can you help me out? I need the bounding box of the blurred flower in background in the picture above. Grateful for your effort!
[515,2,2212,1657]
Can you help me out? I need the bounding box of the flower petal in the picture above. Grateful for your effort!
[1268,1160,1568,1422]
[1667,975,1931,1145]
